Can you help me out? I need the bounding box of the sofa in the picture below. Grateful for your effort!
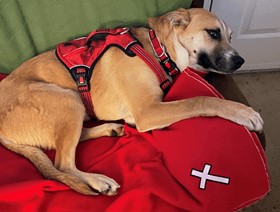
[0,0,265,147]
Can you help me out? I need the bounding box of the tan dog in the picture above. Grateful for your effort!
[0,8,263,196]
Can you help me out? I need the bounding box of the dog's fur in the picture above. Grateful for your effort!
[0,8,263,196]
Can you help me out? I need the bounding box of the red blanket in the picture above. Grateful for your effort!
[0,70,269,211]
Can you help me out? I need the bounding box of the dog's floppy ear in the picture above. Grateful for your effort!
[149,8,190,28]
[166,8,190,27]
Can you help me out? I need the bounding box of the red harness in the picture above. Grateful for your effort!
[56,27,180,118]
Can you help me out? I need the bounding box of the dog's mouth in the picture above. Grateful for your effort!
[197,51,245,74]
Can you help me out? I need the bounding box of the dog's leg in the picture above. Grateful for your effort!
[54,115,120,196]
[80,123,124,142]
[0,136,98,195]
[133,96,263,132]
[0,80,120,195]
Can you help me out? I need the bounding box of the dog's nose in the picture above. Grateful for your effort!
[232,55,245,70]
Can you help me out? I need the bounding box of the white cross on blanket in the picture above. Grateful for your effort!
[191,164,230,190]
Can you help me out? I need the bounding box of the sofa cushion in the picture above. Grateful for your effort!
[0,0,191,73]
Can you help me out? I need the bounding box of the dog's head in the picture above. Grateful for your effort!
[148,8,244,74]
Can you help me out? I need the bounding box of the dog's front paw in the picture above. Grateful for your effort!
[235,106,264,132]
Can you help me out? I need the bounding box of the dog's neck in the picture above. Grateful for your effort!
[131,27,190,73]
[171,34,190,71]
[130,27,156,59]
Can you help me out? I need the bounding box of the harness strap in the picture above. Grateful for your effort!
[74,67,95,117]
[148,29,180,79]
[130,44,172,90]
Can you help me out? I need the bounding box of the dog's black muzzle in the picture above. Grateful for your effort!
[198,51,245,74]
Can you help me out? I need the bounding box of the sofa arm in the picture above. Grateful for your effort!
[205,73,266,149]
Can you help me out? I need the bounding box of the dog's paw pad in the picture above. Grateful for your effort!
[109,124,124,137]
[111,130,119,137]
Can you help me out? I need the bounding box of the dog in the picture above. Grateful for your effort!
[0,8,263,196]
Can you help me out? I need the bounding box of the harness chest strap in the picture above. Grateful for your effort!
[75,67,95,118]
[130,44,172,90]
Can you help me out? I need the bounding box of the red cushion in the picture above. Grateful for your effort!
[151,69,270,211]
[0,70,269,211]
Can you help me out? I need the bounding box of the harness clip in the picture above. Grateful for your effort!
[73,67,90,92]
[161,56,180,77]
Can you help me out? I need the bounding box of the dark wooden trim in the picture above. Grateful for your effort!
[191,0,204,8]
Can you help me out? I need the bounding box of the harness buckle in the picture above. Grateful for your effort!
[73,67,90,92]
[161,56,180,77]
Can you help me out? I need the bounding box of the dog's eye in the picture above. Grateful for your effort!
[206,29,221,40]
